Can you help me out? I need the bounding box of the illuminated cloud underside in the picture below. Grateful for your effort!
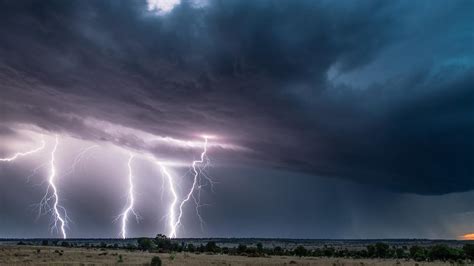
[1,127,216,239]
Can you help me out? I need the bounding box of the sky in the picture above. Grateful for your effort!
[0,0,473,239]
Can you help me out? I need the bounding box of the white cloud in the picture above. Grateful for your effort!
[147,0,181,14]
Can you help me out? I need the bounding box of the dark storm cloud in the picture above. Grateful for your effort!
[0,0,472,194]
[0,125,16,136]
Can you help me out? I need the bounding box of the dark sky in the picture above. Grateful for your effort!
[0,0,473,239]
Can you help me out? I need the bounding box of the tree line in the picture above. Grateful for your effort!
[20,235,474,263]
[141,236,474,262]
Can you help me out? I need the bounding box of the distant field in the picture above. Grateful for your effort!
[0,245,455,265]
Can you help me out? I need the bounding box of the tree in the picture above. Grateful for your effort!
[138,238,155,251]
[428,244,460,261]
[323,246,335,257]
[357,249,368,258]
[274,246,283,255]
[429,245,450,260]
[256,243,263,253]
[294,245,308,257]
[464,244,474,259]
[154,234,172,251]
[198,244,205,253]
[374,242,389,258]
[395,247,406,258]
[187,243,195,252]
[238,244,247,254]
[367,245,376,257]
[205,241,218,253]
[126,243,137,250]
[410,246,426,261]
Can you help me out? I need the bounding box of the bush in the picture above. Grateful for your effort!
[374,242,389,258]
[395,247,406,258]
[222,247,230,254]
[137,238,155,251]
[273,246,283,255]
[170,252,176,260]
[464,244,474,259]
[205,241,219,253]
[294,245,308,257]
[366,245,375,257]
[125,243,137,250]
[154,234,172,251]
[237,244,247,254]
[187,243,195,252]
[428,245,460,261]
[410,246,426,261]
[151,256,162,266]
[323,246,335,257]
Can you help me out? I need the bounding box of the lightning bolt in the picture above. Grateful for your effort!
[1,135,70,238]
[38,135,69,239]
[1,130,217,239]
[0,138,46,162]
[155,163,178,238]
[117,153,139,239]
[171,136,209,236]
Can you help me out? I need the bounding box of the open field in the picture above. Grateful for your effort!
[0,245,458,265]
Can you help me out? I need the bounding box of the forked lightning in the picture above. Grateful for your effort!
[118,154,140,239]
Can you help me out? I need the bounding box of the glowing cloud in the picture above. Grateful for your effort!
[147,0,180,13]
[0,138,46,162]
[1,126,220,239]
[462,233,474,240]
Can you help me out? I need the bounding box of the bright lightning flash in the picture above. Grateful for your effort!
[159,164,178,238]
[118,154,140,239]
[150,136,209,239]
[171,136,209,237]
[1,130,218,239]
[39,135,69,239]
[1,135,70,238]
[0,138,46,162]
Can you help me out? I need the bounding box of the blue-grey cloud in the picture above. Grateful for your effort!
[0,0,472,196]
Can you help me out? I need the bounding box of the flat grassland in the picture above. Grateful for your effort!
[0,245,454,265]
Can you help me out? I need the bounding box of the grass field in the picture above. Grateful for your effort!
[0,245,455,265]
